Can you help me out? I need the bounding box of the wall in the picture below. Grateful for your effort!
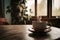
[4,0,11,24]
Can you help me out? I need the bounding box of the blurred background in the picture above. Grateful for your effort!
[0,0,60,25]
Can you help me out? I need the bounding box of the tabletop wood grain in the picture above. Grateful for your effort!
[0,25,60,40]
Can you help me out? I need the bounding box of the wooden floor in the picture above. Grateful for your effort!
[0,25,60,40]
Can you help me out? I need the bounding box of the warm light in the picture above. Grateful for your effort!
[37,0,47,16]
[26,0,47,16]
[37,0,42,4]
[52,0,60,16]
[26,0,35,16]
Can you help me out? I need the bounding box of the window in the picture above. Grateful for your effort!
[37,0,47,16]
[26,0,47,16]
[26,0,35,16]
[52,0,60,16]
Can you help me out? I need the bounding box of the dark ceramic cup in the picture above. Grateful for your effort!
[32,21,51,32]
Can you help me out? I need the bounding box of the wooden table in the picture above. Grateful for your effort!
[0,25,60,40]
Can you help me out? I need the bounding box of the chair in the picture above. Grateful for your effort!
[0,18,9,25]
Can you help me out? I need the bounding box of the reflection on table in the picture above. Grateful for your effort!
[0,25,60,40]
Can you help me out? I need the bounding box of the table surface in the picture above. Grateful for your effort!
[0,25,60,40]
